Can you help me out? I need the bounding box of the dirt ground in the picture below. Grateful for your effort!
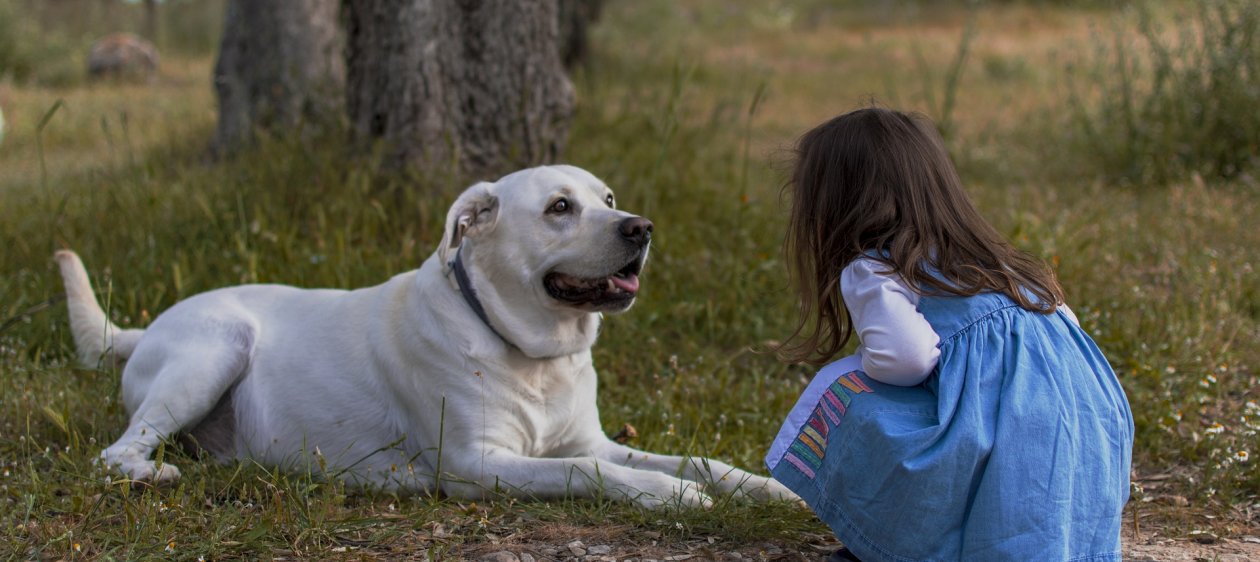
[448,522,1260,561]
[1121,527,1260,562]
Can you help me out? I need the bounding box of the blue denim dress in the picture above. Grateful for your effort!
[767,290,1134,561]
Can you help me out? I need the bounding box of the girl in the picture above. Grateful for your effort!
[766,107,1133,562]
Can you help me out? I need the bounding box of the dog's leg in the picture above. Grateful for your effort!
[439,449,712,509]
[102,333,251,485]
[592,441,799,502]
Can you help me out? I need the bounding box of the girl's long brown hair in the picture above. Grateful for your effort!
[779,107,1065,365]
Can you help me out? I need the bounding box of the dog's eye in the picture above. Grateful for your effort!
[548,198,570,214]
[605,194,615,208]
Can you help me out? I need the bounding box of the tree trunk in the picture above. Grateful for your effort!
[213,0,344,153]
[344,0,576,177]
[142,0,158,42]
[557,0,603,69]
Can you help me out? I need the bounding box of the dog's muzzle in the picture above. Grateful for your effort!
[544,217,652,312]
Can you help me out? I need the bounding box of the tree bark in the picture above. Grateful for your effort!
[213,0,344,153]
[143,0,158,42]
[344,0,576,177]
[557,0,603,69]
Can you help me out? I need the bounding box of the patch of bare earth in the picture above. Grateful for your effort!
[447,521,1260,562]
[1123,527,1260,562]
[456,521,834,561]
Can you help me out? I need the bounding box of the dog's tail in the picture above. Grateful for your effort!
[54,250,144,367]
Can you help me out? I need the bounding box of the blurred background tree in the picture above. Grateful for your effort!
[343,0,576,178]
[212,0,344,153]
[0,0,605,177]
[558,0,604,68]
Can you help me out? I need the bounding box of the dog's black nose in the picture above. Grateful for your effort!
[618,217,653,246]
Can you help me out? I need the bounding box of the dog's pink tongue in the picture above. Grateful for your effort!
[610,273,639,293]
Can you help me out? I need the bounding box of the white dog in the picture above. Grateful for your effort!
[57,165,796,508]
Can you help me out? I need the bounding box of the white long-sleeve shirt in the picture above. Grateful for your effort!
[840,258,1079,387]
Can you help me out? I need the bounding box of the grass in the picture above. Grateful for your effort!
[2,0,1259,558]
[1062,0,1260,185]
[0,0,224,88]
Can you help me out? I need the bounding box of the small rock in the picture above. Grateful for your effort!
[1187,530,1218,544]
[1241,536,1260,544]
[520,554,537,562]
[480,551,519,562]
[1151,494,1190,507]
[567,540,587,556]
[540,548,559,557]
[663,556,694,561]
[87,33,159,81]
[588,545,612,555]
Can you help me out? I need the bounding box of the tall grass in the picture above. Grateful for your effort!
[1065,0,1260,185]
[911,12,977,139]
[0,0,82,87]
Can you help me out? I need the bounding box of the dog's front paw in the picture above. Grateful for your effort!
[668,480,714,510]
[624,476,713,510]
[747,477,803,504]
[139,462,182,486]
[99,450,183,487]
[719,473,802,504]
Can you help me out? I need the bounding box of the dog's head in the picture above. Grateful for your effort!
[436,165,652,356]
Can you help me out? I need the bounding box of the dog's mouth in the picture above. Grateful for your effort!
[544,254,644,311]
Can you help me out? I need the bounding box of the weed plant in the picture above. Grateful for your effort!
[0,0,81,87]
[1064,0,1260,185]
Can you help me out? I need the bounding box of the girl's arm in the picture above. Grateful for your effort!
[840,259,940,386]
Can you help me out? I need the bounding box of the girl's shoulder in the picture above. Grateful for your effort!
[841,256,890,287]
[840,256,921,307]
[845,250,924,288]
[842,254,895,279]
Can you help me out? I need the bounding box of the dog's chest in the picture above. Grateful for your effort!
[485,357,595,457]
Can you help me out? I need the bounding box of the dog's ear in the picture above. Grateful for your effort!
[438,181,499,266]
